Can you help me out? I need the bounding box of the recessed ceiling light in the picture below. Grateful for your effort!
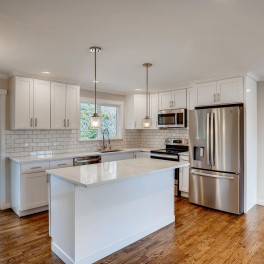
[135,88,142,91]
[92,80,99,83]
[41,71,51,74]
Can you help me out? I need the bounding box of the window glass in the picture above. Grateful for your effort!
[80,102,119,140]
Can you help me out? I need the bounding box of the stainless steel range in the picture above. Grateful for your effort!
[150,138,189,196]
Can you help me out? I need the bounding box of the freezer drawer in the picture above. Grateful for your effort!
[189,169,243,214]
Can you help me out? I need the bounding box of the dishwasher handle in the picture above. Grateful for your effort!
[73,156,101,166]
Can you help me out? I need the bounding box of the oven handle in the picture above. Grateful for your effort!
[150,153,179,160]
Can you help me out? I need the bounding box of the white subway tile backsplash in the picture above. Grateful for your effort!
[5,128,188,158]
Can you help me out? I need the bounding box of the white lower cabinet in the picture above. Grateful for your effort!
[11,159,73,217]
[179,155,189,197]
[21,172,48,211]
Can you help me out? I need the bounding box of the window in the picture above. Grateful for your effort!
[79,99,123,140]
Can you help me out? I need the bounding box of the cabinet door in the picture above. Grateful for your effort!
[187,87,198,110]
[21,172,48,210]
[134,94,146,129]
[196,82,217,106]
[33,79,51,129]
[51,82,67,129]
[14,77,34,129]
[159,91,172,110]
[149,93,159,129]
[217,77,244,103]
[172,89,187,108]
[66,84,80,129]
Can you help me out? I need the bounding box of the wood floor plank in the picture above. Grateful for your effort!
[1,198,264,263]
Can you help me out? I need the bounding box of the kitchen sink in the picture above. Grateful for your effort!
[98,149,123,153]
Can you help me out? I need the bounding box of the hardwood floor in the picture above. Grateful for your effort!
[1,198,264,263]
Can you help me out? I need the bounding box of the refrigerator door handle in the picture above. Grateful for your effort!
[206,113,211,165]
[210,113,215,166]
[191,171,235,180]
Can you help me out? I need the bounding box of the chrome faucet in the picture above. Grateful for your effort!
[101,128,111,151]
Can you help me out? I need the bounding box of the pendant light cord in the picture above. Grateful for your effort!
[94,49,97,114]
[146,65,149,117]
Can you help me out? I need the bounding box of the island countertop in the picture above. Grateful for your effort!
[46,157,189,188]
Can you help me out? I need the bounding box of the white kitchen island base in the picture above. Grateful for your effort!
[48,158,188,264]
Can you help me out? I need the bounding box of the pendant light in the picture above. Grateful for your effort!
[90,46,101,129]
[143,63,152,128]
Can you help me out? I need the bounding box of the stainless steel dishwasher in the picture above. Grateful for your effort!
[73,155,101,166]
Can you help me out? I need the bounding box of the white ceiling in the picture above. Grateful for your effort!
[0,0,264,93]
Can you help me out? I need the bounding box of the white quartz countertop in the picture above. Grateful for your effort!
[9,148,152,164]
[47,157,190,188]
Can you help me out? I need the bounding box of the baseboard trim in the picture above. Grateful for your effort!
[14,205,48,217]
[257,199,264,206]
[52,243,74,264]
[52,216,175,264]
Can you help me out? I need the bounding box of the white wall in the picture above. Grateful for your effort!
[244,76,258,212]
[257,81,264,205]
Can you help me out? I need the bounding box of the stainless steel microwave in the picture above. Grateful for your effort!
[157,109,187,128]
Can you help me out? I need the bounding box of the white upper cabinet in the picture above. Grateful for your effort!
[217,77,244,103]
[196,77,244,106]
[159,89,187,110]
[159,91,172,110]
[196,82,217,106]
[149,93,159,129]
[125,94,146,129]
[9,76,50,129]
[172,89,187,108]
[66,84,80,129]
[33,79,51,129]
[51,82,67,129]
[187,87,198,110]
[51,82,80,130]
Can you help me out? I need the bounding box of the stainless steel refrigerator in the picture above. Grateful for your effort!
[189,105,244,214]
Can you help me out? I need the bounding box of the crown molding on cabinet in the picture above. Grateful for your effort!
[191,72,259,85]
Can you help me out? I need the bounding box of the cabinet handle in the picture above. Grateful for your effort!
[35,118,37,127]
[57,163,67,167]
[47,175,49,183]
[64,119,66,128]
[217,93,220,102]
[135,122,136,128]
[214,94,216,102]
[30,118,33,127]
[67,119,69,127]
[30,166,42,170]
[169,101,171,108]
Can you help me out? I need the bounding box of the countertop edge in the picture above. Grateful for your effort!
[46,161,190,188]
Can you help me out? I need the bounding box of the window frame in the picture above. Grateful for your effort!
[79,97,124,141]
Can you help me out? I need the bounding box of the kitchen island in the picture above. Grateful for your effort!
[47,157,189,264]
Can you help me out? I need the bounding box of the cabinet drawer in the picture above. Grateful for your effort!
[49,159,73,169]
[180,156,189,162]
[21,161,50,174]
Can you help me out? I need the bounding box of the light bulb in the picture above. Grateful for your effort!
[143,117,152,128]
[90,114,101,129]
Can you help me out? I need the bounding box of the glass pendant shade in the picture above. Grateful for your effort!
[143,116,152,128]
[90,113,101,129]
